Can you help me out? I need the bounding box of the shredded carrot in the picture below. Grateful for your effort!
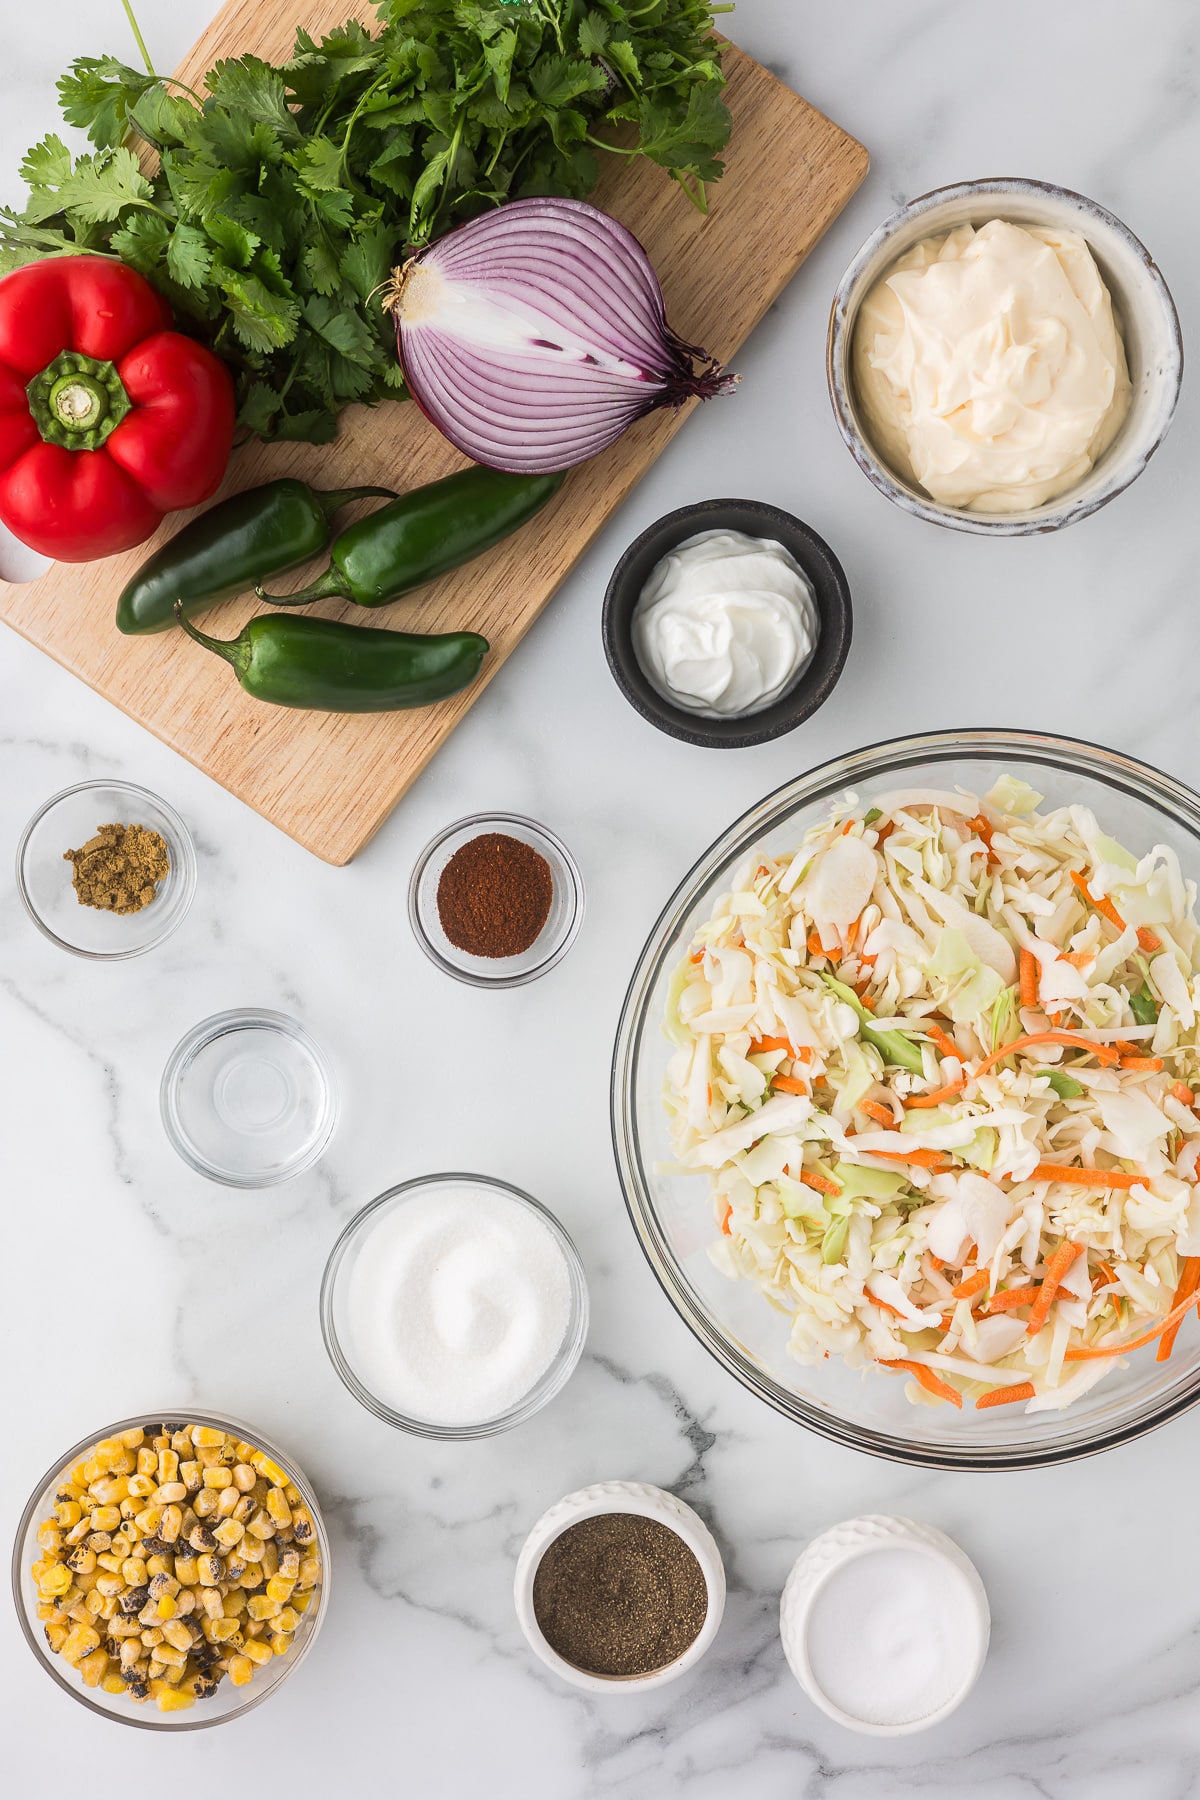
[798,1168,840,1197]
[927,1254,945,1272]
[976,1382,1037,1409]
[905,1080,966,1110]
[1031,1162,1140,1190]
[1059,949,1094,969]
[749,1035,803,1058]
[1120,1055,1164,1073]
[1173,1082,1195,1107]
[1069,869,1127,933]
[858,992,877,1012]
[984,1286,1041,1314]
[938,1312,957,1332]
[1026,1241,1083,1336]
[1157,1257,1200,1362]
[873,819,895,845]
[858,951,878,968]
[689,948,705,965]
[859,1099,895,1127]
[719,1204,732,1236]
[841,817,855,836]
[926,1023,959,1061]
[772,1074,809,1097]
[1092,1261,1118,1293]
[1136,926,1163,954]
[951,1268,990,1301]
[1064,1285,1200,1360]
[970,1031,1119,1081]
[1019,948,1038,1010]
[871,1148,951,1169]
[844,916,860,949]
[866,1294,909,1320]
[806,929,835,959]
[879,1359,962,1407]
[965,814,999,866]
[706,1083,712,1106]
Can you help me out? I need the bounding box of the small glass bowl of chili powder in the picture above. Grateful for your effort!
[408,812,583,987]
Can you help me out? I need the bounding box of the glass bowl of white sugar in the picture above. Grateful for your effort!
[320,1173,589,1438]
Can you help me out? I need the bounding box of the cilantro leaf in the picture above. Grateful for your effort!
[57,56,158,148]
[577,12,611,58]
[165,223,214,290]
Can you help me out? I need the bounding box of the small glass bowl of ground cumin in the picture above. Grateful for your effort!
[16,780,197,959]
[514,1481,726,1693]
[408,812,583,987]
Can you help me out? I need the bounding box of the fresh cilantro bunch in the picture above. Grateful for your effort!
[0,1,731,443]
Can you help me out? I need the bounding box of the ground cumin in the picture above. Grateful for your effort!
[64,822,169,914]
[436,831,553,958]
[531,1513,709,1678]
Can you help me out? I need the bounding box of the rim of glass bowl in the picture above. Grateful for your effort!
[611,728,1200,1471]
[15,779,198,960]
[407,812,584,988]
[159,1007,340,1188]
[320,1172,590,1439]
[12,1408,331,1729]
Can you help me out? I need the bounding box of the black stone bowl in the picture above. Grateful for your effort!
[601,499,853,749]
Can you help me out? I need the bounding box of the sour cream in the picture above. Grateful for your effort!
[632,529,818,719]
[853,218,1131,512]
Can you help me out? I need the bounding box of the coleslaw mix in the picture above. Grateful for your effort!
[662,778,1200,1414]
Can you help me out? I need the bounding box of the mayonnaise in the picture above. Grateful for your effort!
[853,218,1131,512]
[632,530,818,719]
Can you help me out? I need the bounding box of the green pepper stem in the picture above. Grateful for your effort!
[313,486,398,522]
[174,601,251,674]
[256,568,350,606]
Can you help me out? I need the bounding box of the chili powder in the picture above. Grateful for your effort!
[436,831,553,958]
[531,1513,709,1678]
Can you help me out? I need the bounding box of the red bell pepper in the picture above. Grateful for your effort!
[0,257,235,562]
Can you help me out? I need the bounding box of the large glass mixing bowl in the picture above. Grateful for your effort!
[612,731,1200,1470]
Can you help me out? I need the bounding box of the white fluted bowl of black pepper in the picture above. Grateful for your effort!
[602,499,852,748]
[513,1480,725,1692]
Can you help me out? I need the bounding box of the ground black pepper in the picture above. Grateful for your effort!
[436,831,553,958]
[531,1513,708,1678]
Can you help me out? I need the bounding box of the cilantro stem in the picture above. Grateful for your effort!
[670,169,709,214]
[120,0,156,78]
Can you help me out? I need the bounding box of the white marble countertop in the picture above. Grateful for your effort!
[3,1,1198,1792]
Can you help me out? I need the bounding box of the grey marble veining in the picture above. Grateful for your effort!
[4,1,1200,1794]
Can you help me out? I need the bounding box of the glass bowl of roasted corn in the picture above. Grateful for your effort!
[11,1412,329,1728]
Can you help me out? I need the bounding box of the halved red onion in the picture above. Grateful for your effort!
[387,197,736,473]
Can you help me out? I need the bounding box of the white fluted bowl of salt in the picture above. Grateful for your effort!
[780,1515,989,1735]
[320,1172,589,1437]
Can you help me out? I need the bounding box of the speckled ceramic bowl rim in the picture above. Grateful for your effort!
[11,1408,331,1730]
[827,177,1184,536]
[601,498,853,747]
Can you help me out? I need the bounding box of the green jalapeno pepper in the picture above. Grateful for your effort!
[116,479,397,634]
[257,466,564,608]
[175,602,488,713]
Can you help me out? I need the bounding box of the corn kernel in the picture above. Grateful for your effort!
[202,1466,232,1490]
[246,1595,281,1622]
[36,1522,63,1553]
[241,1635,272,1665]
[140,1626,164,1647]
[180,1460,202,1491]
[174,1555,199,1585]
[161,1619,192,1652]
[265,1487,292,1527]
[238,1537,265,1564]
[200,1587,224,1621]
[39,1563,72,1597]
[261,1542,279,1578]
[133,1507,162,1536]
[160,1505,183,1544]
[54,1500,82,1528]
[226,1654,253,1686]
[121,1557,148,1588]
[90,1476,129,1506]
[119,1427,145,1450]
[284,1484,302,1508]
[81,1458,104,1484]
[101,1670,127,1695]
[61,1623,100,1665]
[191,1427,225,1448]
[216,1486,240,1519]
[154,1682,195,1712]
[96,1552,121,1573]
[193,1489,219,1519]
[230,1463,256,1492]
[95,1573,125,1598]
[290,1507,315,1545]
[213,1519,244,1549]
[224,1589,247,1619]
[85,1591,105,1617]
[157,1449,179,1483]
[268,1632,292,1657]
[252,1453,287,1486]
[92,1505,120,1532]
[137,1447,157,1476]
[126,1474,155,1499]
[157,1595,178,1620]
[79,1647,109,1687]
[265,1575,294,1604]
[44,1622,68,1653]
[247,1509,274,1541]
[274,1607,298,1634]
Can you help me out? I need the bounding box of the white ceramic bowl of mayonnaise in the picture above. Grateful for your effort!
[828,179,1182,535]
[780,1514,990,1736]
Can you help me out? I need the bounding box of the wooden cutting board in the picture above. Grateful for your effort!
[0,7,867,864]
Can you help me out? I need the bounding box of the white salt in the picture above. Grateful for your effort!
[805,1546,978,1727]
[345,1186,573,1425]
